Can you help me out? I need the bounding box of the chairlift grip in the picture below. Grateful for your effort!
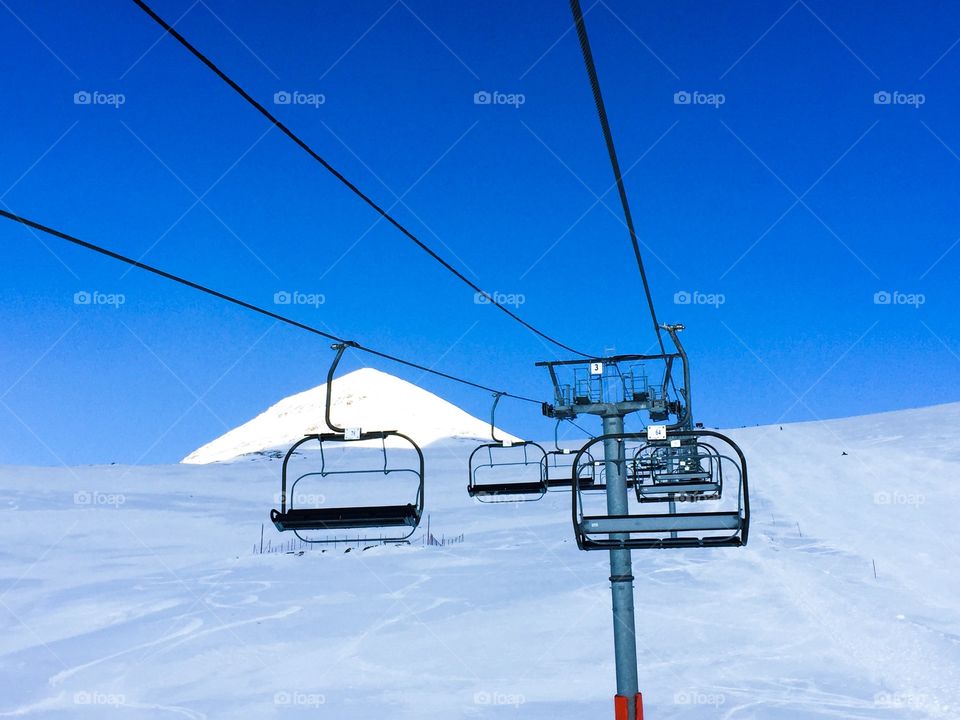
[325,341,360,433]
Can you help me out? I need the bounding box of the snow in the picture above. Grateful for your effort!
[182,368,519,464]
[1,386,959,719]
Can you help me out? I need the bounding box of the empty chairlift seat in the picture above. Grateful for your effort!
[633,438,724,502]
[270,430,425,544]
[571,429,749,550]
[542,447,601,491]
[539,420,601,491]
[468,441,549,501]
[271,504,420,532]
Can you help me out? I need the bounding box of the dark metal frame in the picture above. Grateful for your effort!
[543,447,600,491]
[269,343,426,543]
[535,324,691,430]
[467,392,550,502]
[467,440,550,502]
[271,430,425,544]
[571,429,749,550]
[541,419,601,491]
[631,439,725,503]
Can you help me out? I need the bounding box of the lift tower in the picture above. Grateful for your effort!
[538,325,750,720]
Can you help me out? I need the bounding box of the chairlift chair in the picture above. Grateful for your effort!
[541,419,600,491]
[270,343,426,544]
[467,393,549,501]
[468,441,550,501]
[633,437,723,502]
[543,447,601,491]
[571,428,749,550]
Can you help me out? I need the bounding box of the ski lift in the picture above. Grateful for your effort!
[537,351,683,427]
[270,343,425,543]
[542,419,600,491]
[571,428,749,550]
[633,436,723,502]
[467,393,549,502]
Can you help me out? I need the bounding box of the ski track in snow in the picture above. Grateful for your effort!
[48,618,206,686]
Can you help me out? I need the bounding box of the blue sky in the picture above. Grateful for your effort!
[1,0,959,465]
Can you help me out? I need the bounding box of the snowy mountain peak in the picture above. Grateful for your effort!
[182,368,518,463]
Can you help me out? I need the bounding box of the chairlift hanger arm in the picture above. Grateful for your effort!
[325,342,358,433]
[661,324,692,430]
[490,392,504,443]
[660,355,675,406]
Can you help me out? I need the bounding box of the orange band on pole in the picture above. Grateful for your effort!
[614,693,644,720]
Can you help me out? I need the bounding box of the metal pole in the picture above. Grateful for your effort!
[602,413,640,719]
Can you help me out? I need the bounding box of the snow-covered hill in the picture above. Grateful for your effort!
[183,368,519,463]
[1,402,958,718]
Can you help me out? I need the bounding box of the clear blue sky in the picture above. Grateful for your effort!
[1,0,958,465]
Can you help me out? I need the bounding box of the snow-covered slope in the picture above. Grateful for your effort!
[183,368,518,463]
[1,402,959,718]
